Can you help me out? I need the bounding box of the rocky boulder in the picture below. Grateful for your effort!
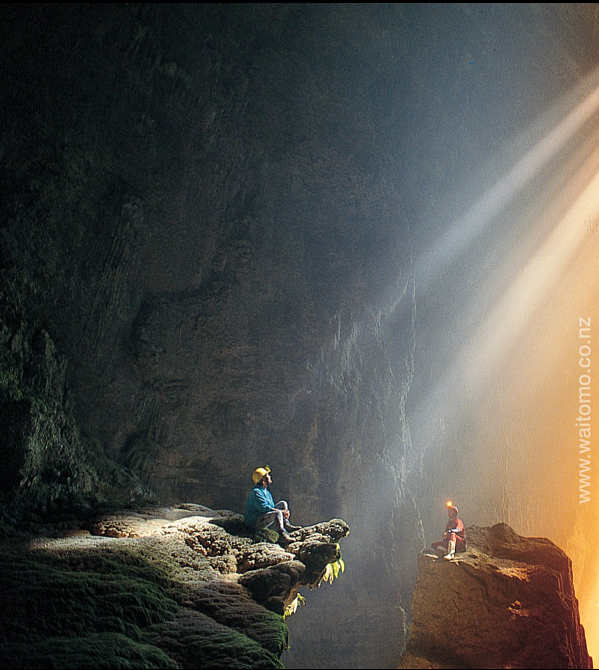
[398,523,592,670]
[0,504,349,669]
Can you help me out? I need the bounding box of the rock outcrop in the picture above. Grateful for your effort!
[398,523,592,670]
[0,504,349,669]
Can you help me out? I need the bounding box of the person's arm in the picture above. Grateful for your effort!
[254,488,276,514]
[448,519,465,535]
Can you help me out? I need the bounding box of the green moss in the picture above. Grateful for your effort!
[1,633,178,670]
[187,628,285,669]
[190,586,288,657]
[155,615,285,670]
[116,536,217,584]
[0,544,179,669]
[252,528,280,544]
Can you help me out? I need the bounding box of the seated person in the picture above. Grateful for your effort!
[431,502,466,560]
[244,466,300,543]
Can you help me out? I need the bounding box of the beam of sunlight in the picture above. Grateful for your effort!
[408,148,599,463]
[461,160,599,391]
[416,68,599,288]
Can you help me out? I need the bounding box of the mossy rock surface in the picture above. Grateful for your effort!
[149,609,285,669]
[0,506,349,669]
[0,543,179,669]
[0,633,178,670]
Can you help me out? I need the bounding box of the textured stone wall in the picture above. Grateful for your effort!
[1,5,417,665]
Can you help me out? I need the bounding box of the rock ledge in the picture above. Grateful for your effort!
[1,503,349,669]
[398,523,592,670]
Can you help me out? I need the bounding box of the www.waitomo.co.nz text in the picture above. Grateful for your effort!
[577,317,591,504]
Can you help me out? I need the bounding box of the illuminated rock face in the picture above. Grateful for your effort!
[399,523,592,670]
[1,504,349,669]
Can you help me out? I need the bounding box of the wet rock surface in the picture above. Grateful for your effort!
[398,523,592,670]
[0,504,349,669]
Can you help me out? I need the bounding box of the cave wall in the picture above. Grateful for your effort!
[1,5,417,666]
[2,4,410,506]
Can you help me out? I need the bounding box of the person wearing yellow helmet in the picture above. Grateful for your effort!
[244,465,300,543]
[431,501,466,560]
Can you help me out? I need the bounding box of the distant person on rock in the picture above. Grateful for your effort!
[431,502,466,560]
[244,466,301,544]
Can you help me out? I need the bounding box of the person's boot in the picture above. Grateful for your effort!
[285,522,302,531]
[443,540,456,560]
[279,530,293,544]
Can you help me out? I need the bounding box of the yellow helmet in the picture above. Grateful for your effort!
[252,465,271,484]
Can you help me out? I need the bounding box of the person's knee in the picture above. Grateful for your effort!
[276,501,289,511]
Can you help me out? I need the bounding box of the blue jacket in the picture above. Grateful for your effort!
[244,485,275,527]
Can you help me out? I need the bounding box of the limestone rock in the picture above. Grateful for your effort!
[398,523,592,670]
[1,503,349,669]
